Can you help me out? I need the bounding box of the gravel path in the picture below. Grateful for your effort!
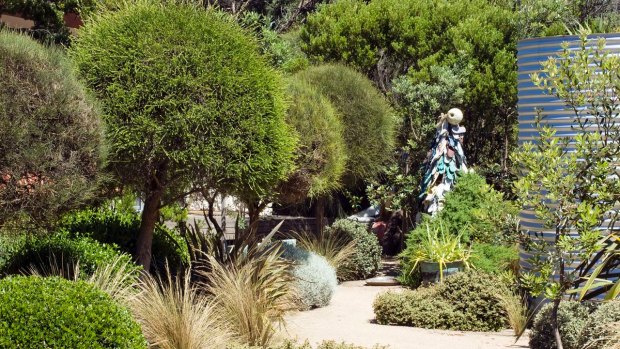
[283,280,530,349]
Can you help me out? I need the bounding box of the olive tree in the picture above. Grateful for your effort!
[70,2,297,269]
[0,31,103,230]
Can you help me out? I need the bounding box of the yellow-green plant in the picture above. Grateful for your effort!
[200,244,294,347]
[130,269,229,349]
[497,289,530,336]
[405,222,470,282]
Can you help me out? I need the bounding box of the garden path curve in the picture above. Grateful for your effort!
[283,280,530,349]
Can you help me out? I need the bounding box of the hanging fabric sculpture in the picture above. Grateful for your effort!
[418,108,468,215]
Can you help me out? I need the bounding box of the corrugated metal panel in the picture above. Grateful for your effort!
[516,34,620,288]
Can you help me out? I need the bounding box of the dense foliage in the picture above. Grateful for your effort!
[327,219,382,280]
[0,232,140,278]
[60,207,189,271]
[277,78,346,202]
[0,276,146,348]
[374,271,508,331]
[0,31,103,229]
[470,243,519,275]
[70,2,297,268]
[300,0,517,170]
[281,243,337,310]
[530,301,593,349]
[579,301,620,349]
[294,64,396,184]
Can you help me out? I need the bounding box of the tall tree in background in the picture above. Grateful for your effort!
[70,2,296,270]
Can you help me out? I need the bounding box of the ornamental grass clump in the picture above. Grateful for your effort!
[291,229,356,280]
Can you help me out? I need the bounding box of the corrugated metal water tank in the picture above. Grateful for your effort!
[517,34,620,275]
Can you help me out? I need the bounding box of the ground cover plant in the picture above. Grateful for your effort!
[0,275,146,348]
[374,271,508,331]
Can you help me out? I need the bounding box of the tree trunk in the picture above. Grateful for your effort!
[136,189,163,271]
[551,298,564,349]
[315,196,325,235]
[248,201,260,240]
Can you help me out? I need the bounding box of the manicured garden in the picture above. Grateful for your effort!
[1,0,620,348]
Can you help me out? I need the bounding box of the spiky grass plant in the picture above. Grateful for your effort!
[292,229,356,280]
[497,289,529,336]
[130,269,229,349]
[200,244,294,347]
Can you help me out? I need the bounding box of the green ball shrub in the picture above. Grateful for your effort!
[530,301,593,349]
[374,271,507,331]
[0,31,103,229]
[277,78,347,202]
[60,207,189,271]
[294,64,396,183]
[0,232,140,279]
[327,219,382,280]
[281,243,337,310]
[579,301,620,349]
[0,276,146,348]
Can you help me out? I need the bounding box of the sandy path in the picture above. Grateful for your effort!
[283,280,530,349]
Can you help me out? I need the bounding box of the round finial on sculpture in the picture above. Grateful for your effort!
[446,108,463,126]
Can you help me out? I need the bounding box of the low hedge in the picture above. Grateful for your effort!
[0,232,140,279]
[327,219,381,280]
[579,301,620,349]
[374,271,507,331]
[0,276,146,348]
[529,301,594,349]
[60,207,189,271]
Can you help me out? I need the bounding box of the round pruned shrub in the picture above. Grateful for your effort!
[294,64,396,183]
[373,271,507,331]
[60,207,189,271]
[0,276,146,348]
[579,301,620,349]
[327,219,382,280]
[0,31,103,229]
[0,232,140,279]
[277,78,347,203]
[281,243,337,310]
[530,301,593,349]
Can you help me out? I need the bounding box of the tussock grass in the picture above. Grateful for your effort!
[200,244,294,347]
[291,229,356,280]
[497,289,529,336]
[130,269,229,349]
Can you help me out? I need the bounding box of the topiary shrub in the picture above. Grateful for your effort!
[294,64,396,183]
[276,78,347,203]
[0,276,146,348]
[0,232,140,279]
[0,31,103,229]
[327,219,382,280]
[374,271,507,331]
[60,207,189,271]
[281,243,337,310]
[579,301,620,349]
[530,301,593,349]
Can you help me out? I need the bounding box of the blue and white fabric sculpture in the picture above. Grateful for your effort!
[418,108,468,215]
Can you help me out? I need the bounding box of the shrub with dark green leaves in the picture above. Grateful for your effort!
[281,243,337,310]
[0,31,103,229]
[530,301,593,349]
[60,207,189,271]
[327,219,382,280]
[0,276,146,348]
[0,232,140,279]
[579,301,620,349]
[470,243,519,275]
[294,64,396,184]
[374,271,508,331]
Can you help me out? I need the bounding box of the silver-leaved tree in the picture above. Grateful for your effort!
[512,32,620,349]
